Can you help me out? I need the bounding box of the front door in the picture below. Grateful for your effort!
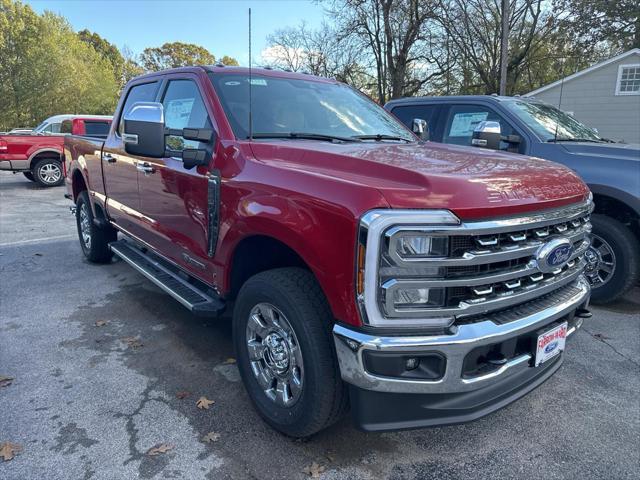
[103,80,161,239]
[136,76,215,282]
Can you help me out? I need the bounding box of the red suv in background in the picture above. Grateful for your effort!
[0,114,111,187]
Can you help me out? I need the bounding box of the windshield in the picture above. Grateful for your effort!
[208,73,414,142]
[33,121,49,133]
[503,100,602,142]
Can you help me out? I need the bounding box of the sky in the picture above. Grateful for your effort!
[25,0,326,65]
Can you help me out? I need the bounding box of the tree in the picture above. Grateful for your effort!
[120,45,145,85]
[0,0,118,131]
[555,0,640,53]
[436,0,559,95]
[219,55,239,66]
[140,42,216,71]
[323,0,449,103]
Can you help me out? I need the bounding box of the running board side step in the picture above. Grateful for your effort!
[109,240,224,317]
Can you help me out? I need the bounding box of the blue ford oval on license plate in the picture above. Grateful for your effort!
[535,322,568,367]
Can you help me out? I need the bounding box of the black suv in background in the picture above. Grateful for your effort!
[386,95,640,303]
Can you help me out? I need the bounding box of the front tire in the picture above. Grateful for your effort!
[23,172,35,182]
[233,268,347,437]
[585,214,639,304]
[75,191,117,263]
[33,158,64,187]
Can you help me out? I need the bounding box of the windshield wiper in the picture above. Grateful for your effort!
[249,132,361,143]
[352,134,411,142]
[547,137,605,143]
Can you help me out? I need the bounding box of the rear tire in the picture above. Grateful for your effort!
[586,214,639,304]
[233,268,347,437]
[33,158,64,187]
[23,172,35,182]
[76,191,117,263]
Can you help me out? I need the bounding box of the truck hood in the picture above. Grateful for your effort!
[559,141,640,162]
[249,140,589,220]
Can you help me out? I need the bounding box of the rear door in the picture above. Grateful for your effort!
[102,80,160,239]
[136,74,216,281]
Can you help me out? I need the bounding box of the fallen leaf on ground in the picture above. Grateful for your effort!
[223,357,236,364]
[196,396,215,409]
[94,320,108,327]
[147,443,174,456]
[593,333,611,341]
[0,376,13,388]
[0,442,23,461]
[303,462,326,478]
[176,391,190,400]
[201,431,220,443]
[121,336,143,348]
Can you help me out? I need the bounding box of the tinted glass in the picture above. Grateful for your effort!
[209,73,414,141]
[443,105,514,148]
[85,121,110,137]
[390,104,439,140]
[60,120,73,134]
[161,79,212,151]
[118,82,159,134]
[503,100,601,142]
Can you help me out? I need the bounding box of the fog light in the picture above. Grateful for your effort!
[397,235,448,258]
[393,287,445,308]
[405,357,420,370]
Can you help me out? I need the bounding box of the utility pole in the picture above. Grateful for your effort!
[499,0,509,95]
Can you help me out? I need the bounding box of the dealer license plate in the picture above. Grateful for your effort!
[535,322,568,367]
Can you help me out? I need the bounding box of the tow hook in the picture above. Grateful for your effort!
[69,205,76,215]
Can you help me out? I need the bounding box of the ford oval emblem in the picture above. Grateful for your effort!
[536,238,573,273]
[545,341,558,354]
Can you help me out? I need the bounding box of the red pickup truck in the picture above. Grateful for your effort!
[65,66,593,436]
[0,115,111,187]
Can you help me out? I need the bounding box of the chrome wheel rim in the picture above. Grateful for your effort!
[245,303,303,407]
[39,163,62,184]
[584,234,616,288]
[79,203,92,250]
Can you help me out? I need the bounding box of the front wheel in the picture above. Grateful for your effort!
[75,191,117,263]
[33,158,64,187]
[585,214,639,304]
[233,268,347,437]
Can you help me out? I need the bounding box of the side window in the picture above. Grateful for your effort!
[161,79,212,152]
[49,122,62,134]
[118,82,159,135]
[443,105,515,149]
[60,120,73,134]
[391,104,440,140]
[85,121,110,138]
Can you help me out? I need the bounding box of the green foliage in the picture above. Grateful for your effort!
[0,0,118,130]
[219,55,239,66]
[140,41,216,71]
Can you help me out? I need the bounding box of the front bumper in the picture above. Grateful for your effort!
[333,276,590,431]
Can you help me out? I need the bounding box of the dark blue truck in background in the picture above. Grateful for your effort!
[386,95,640,303]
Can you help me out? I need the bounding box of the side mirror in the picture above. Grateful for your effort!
[472,121,501,150]
[412,118,429,141]
[123,102,166,157]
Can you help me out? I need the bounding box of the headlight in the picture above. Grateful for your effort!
[356,209,459,329]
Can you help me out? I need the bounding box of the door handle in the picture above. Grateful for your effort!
[101,153,116,163]
[136,162,156,175]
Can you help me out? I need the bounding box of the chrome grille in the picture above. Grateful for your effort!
[378,201,593,323]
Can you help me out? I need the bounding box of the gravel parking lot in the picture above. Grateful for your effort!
[1,171,639,480]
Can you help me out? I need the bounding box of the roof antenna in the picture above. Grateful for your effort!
[248,7,253,141]
[553,58,566,143]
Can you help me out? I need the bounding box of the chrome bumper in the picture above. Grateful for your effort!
[333,276,590,394]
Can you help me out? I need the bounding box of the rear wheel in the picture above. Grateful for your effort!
[33,158,64,187]
[23,172,35,182]
[233,268,347,437]
[586,214,639,304]
[75,191,117,263]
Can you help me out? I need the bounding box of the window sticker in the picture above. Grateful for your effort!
[449,112,489,137]
[165,98,195,129]
[249,78,267,86]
